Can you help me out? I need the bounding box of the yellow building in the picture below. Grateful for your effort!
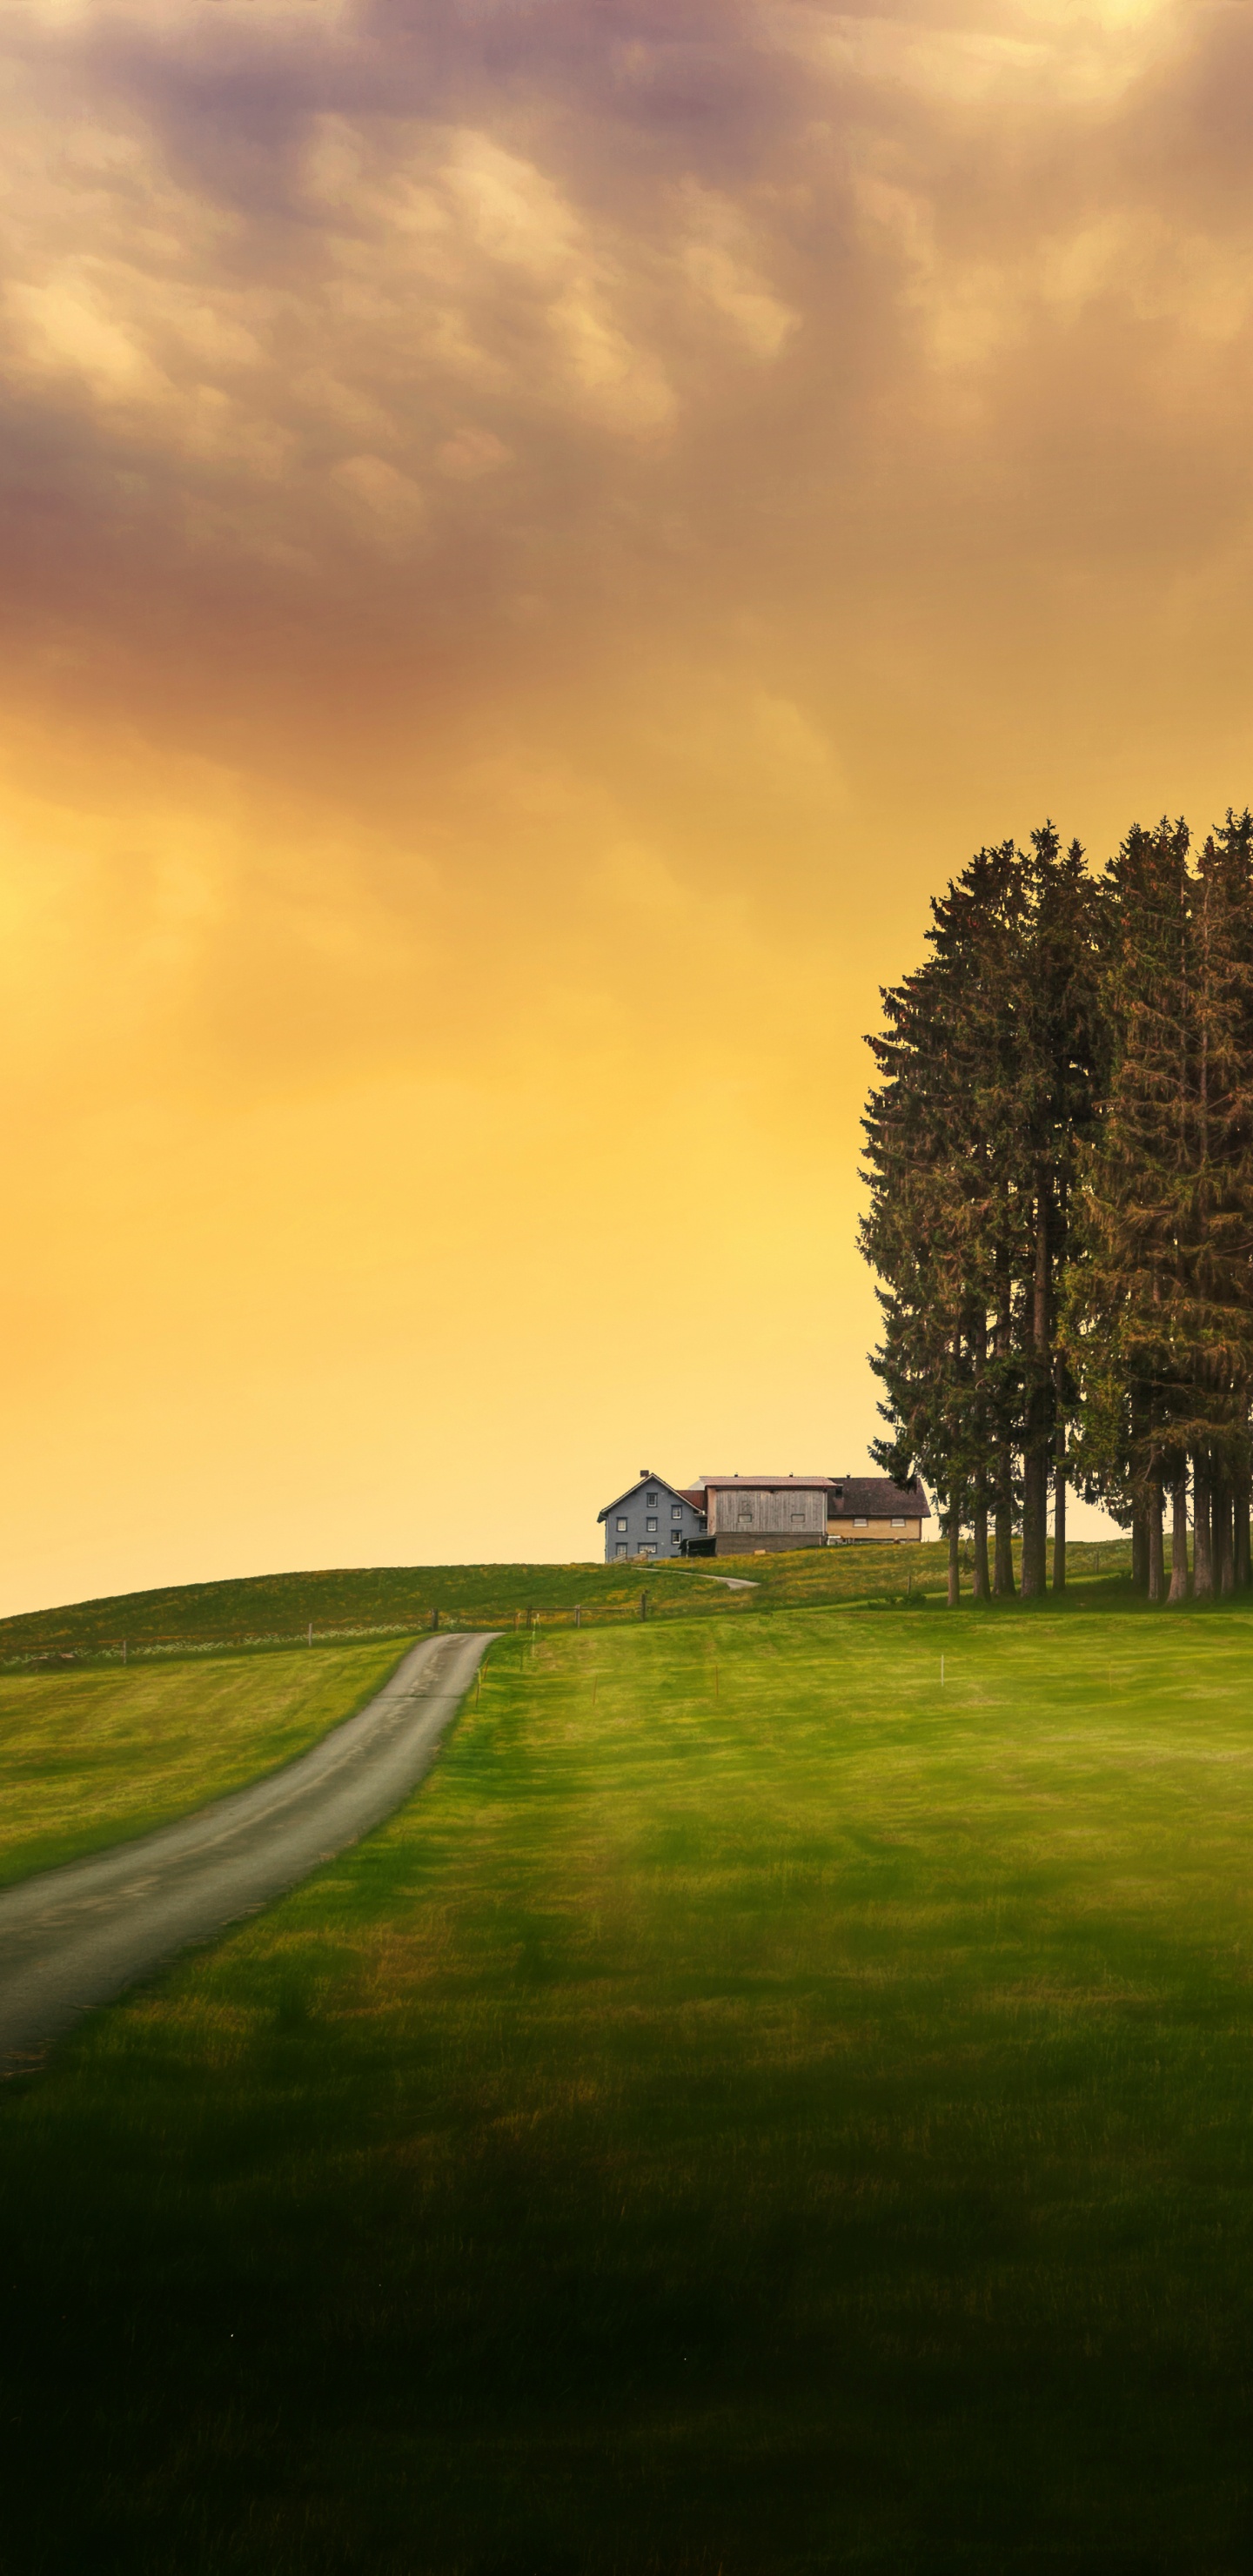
[824,1475,930,1546]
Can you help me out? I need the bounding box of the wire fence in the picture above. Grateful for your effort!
[0,1541,1146,1675]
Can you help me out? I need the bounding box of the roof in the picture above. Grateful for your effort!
[699,1474,834,1490]
[828,1475,931,1519]
[597,1472,703,1523]
[598,1471,928,1521]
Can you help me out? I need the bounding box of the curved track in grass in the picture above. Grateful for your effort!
[0,1628,492,2069]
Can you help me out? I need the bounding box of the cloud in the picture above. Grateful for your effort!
[1,0,1250,730]
[436,426,512,479]
[332,451,427,546]
[4,0,1253,1589]
[678,181,798,358]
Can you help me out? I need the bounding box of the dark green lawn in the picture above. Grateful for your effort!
[5,1593,1253,2571]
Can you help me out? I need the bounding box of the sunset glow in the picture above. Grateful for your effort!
[2,0,1245,1605]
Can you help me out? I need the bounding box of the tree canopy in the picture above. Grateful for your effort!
[861,813,1253,1602]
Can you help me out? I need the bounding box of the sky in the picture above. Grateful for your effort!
[2,0,1248,1608]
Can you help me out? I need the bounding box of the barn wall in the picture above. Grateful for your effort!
[708,1486,828,1538]
[711,1531,827,1555]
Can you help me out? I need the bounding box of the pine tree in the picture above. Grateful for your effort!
[865,808,1253,1600]
[1066,813,1253,1600]
[1063,821,1192,1600]
[1176,814,1253,1593]
[1014,828,1104,1599]
[861,936,981,1607]
[863,833,1100,1599]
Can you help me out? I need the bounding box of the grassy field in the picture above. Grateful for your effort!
[6,1591,1253,2570]
[0,1534,1136,1664]
[0,1639,412,1885]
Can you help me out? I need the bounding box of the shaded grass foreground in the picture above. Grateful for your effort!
[0,1639,412,1884]
[9,1603,1253,2568]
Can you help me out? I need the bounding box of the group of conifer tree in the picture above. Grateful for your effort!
[861,814,1253,1603]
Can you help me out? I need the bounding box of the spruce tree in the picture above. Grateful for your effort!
[864,832,1100,1598]
[864,805,1253,1598]
[1014,828,1104,1598]
[1177,814,1253,1592]
[1066,813,1253,1600]
[1063,821,1192,1600]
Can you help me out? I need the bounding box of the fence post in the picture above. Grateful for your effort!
[640,1591,647,1620]
[432,1607,439,1633]
[574,1603,581,1628]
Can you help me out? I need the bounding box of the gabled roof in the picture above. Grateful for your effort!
[597,1472,702,1523]
[699,1474,833,1490]
[598,1469,928,1522]
[828,1475,931,1519]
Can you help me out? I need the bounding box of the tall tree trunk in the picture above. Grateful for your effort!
[1052,1445,1066,1593]
[948,1510,962,1608]
[1193,1460,1215,1601]
[971,1313,990,1603]
[1022,1453,1048,1596]
[1215,1475,1236,1597]
[1051,1192,1069,1598]
[1131,1501,1149,1593]
[1147,1485,1165,1603]
[1168,1474,1189,1603]
[1235,1460,1251,1591]
[1021,1175,1050,1600]
[994,1478,1015,1595]
[993,1274,1015,1596]
[972,1500,990,1601]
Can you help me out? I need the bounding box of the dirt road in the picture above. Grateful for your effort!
[0,1627,492,2068]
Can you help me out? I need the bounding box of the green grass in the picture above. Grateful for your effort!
[0,1639,413,1885]
[0,1556,730,1658]
[7,1593,1253,2569]
[0,1534,1136,1666]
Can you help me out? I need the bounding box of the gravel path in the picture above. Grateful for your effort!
[0,1627,492,2070]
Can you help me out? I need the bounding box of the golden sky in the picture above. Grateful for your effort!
[1,0,1245,1605]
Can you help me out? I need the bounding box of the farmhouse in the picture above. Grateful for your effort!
[598,1472,709,1561]
[598,1470,930,1560]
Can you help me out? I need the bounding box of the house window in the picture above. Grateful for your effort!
[647,1492,658,1506]
[790,1508,806,1524]
[641,1542,657,1557]
[854,1515,868,1527]
[616,1517,627,1532]
[737,1504,753,1524]
[615,1543,627,1559]
[671,1504,682,1519]
[892,1516,905,1528]
[646,1516,658,1533]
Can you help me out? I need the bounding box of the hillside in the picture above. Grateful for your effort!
[0,1533,1140,1664]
